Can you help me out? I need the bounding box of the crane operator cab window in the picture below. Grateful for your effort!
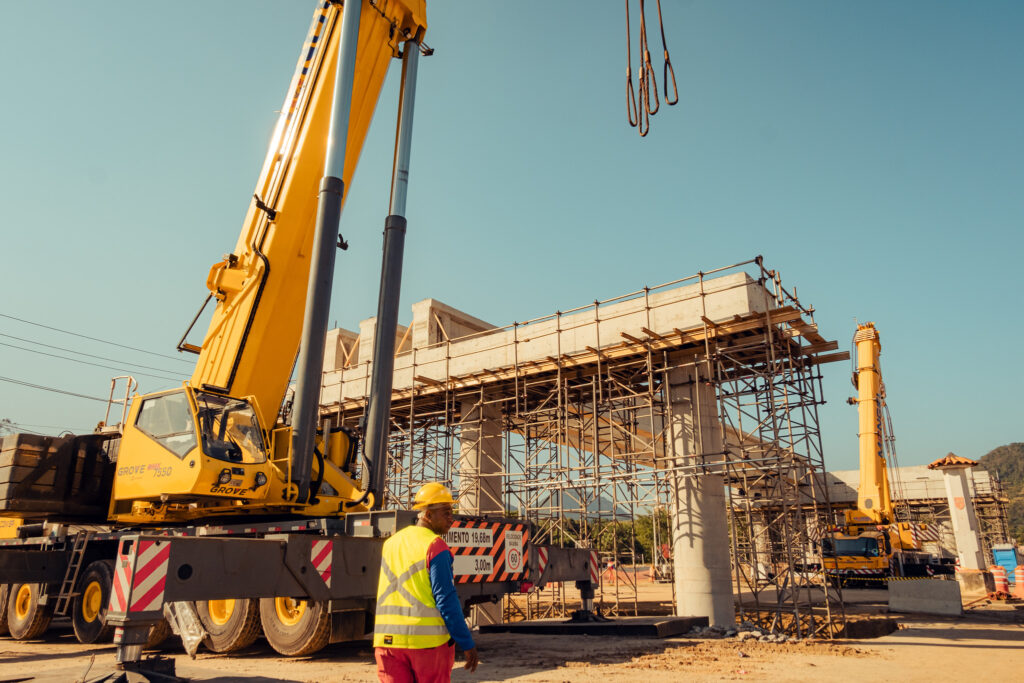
[135,391,198,458]
[821,537,881,558]
[194,391,268,465]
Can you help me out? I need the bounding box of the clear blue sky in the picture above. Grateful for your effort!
[0,1,1020,472]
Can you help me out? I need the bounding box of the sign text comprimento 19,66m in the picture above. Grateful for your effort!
[446,527,494,548]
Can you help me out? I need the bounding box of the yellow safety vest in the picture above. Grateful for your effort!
[373,525,450,649]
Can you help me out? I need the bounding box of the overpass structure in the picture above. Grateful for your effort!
[317,257,849,637]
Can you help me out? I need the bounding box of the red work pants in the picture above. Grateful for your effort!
[375,643,455,683]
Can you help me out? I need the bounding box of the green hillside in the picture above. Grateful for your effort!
[978,442,1024,544]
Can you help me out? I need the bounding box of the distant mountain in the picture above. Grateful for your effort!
[979,442,1024,544]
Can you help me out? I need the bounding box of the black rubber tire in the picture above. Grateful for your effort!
[0,584,10,636]
[196,598,262,653]
[259,597,330,657]
[72,560,115,644]
[6,583,54,640]
[145,619,173,650]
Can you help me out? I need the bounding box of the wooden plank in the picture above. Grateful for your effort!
[802,340,839,355]
[810,351,850,365]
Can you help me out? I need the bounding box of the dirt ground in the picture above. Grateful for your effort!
[1,612,1022,683]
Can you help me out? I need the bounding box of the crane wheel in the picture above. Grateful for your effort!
[6,583,53,640]
[0,584,10,636]
[259,596,330,657]
[145,619,173,649]
[72,561,115,644]
[196,598,262,652]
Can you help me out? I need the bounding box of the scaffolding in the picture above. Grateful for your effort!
[895,472,1010,564]
[822,467,1012,565]
[321,257,848,637]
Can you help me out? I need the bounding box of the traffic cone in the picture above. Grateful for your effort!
[989,564,1009,594]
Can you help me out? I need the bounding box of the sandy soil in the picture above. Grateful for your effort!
[1,616,1021,683]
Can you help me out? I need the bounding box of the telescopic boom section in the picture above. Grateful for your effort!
[190,0,427,431]
[851,322,893,524]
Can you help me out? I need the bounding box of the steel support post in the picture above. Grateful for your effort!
[363,36,422,506]
[291,0,363,503]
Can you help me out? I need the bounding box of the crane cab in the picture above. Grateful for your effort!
[111,386,274,522]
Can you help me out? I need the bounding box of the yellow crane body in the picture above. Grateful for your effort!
[109,0,427,523]
[821,322,940,582]
[847,322,891,527]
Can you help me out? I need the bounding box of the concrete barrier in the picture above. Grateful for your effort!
[956,568,994,597]
[888,579,963,617]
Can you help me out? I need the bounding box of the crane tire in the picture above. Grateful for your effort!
[144,619,173,649]
[72,561,115,643]
[196,598,262,652]
[259,596,330,657]
[0,584,10,636]
[6,583,53,640]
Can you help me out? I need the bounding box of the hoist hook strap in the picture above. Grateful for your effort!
[627,74,639,127]
[625,1,638,127]
[663,53,678,106]
[638,0,659,116]
[656,0,678,105]
[638,82,650,137]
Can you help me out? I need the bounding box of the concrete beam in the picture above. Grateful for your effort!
[322,273,775,406]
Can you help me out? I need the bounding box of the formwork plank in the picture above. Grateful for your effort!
[480,616,708,638]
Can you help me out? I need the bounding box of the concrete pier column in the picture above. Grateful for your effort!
[666,366,735,627]
[928,453,985,570]
[458,394,503,516]
[458,393,503,624]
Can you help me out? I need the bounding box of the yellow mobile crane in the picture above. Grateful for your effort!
[112,0,428,523]
[0,1,597,670]
[820,322,944,585]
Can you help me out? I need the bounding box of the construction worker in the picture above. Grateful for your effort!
[374,482,480,682]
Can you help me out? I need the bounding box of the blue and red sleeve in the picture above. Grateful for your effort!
[426,536,476,650]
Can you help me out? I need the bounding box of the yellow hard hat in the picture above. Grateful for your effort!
[413,482,455,510]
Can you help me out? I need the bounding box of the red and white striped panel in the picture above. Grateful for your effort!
[108,542,134,614]
[536,546,548,578]
[311,539,333,589]
[129,540,171,613]
[589,550,600,584]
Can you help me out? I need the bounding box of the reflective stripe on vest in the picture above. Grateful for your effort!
[373,526,449,649]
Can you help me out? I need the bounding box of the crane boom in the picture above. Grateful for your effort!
[850,322,893,524]
[108,0,428,522]
[191,0,426,430]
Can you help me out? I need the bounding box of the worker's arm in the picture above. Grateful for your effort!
[426,537,476,651]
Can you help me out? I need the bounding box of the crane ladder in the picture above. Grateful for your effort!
[53,531,92,616]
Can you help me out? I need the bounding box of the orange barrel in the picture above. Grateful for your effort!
[1014,566,1024,598]
[989,564,1009,593]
